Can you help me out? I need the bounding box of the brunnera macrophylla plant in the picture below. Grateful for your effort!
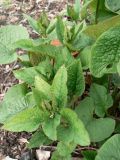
[0,0,120,159]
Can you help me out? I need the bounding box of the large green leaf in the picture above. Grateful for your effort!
[87,118,115,142]
[67,60,85,97]
[90,26,120,77]
[75,97,115,142]
[3,106,43,132]
[15,43,61,59]
[0,25,29,64]
[90,83,113,117]
[0,84,29,123]
[28,130,51,148]
[95,134,120,160]
[81,0,114,22]
[57,108,90,146]
[83,15,120,40]
[51,66,67,108]
[105,0,120,14]
[42,114,61,141]
[75,97,94,125]
[14,67,40,84]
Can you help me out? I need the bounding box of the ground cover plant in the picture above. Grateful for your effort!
[0,0,120,159]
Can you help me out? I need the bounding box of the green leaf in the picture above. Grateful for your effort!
[82,150,97,160]
[46,19,56,34]
[74,0,81,18]
[87,118,115,142]
[24,14,39,33]
[51,65,67,108]
[35,58,53,80]
[67,60,85,97]
[0,83,28,123]
[79,46,91,69]
[14,67,40,84]
[90,83,113,117]
[69,33,93,51]
[34,76,51,99]
[15,43,61,59]
[57,108,90,146]
[0,25,29,64]
[57,141,76,157]
[28,130,51,149]
[75,96,115,142]
[105,0,120,14]
[3,106,43,132]
[67,5,78,21]
[75,97,95,125]
[90,26,120,77]
[95,134,120,160]
[83,15,120,40]
[51,151,72,160]
[14,39,34,50]
[42,114,61,141]
[56,17,65,43]
[54,47,74,71]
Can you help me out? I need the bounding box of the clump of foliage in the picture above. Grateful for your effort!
[0,0,120,159]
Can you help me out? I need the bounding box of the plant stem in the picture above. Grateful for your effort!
[95,0,100,24]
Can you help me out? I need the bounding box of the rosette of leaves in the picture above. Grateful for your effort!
[1,66,90,159]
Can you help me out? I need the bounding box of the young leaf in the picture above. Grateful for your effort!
[34,76,51,99]
[28,130,51,149]
[56,17,65,43]
[24,14,39,33]
[0,84,28,123]
[14,67,40,84]
[46,19,56,34]
[42,114,61,141]
[74,0,81,19]
[70,33,93,51]
[67,60,85,97]
[0,25,29,64]
[67,5,78,21]
[57,108,90,146]
[95,134,120,160]
[90,26,120,77]
[90,83,113,117]
[3,106,43,132]
[54,47,74,71]
[51,65,67,108]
